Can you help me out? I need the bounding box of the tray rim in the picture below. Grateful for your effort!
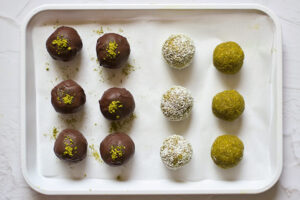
[20,3,283,195]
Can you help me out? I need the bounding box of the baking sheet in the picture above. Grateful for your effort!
[22,5,282,194]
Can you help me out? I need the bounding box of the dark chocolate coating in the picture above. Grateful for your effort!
[99,87,135,120]
[54,129,87,162]
[100,133,135,166]
[51,80,86,114]
[46,26,82,61]
[96,33,130,69]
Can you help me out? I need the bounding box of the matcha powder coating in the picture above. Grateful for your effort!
[211,134,244,169]
[213,41,244,74]
[212,90,245,121]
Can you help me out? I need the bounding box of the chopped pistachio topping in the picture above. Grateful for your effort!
[108,101,123,114]
[62,94,74,104]
[110,145,125,160]
[63,136,76,157]
[52,35,71,54]
[89,144,102,163]
[106,41,119,59]
[52,127,58,139]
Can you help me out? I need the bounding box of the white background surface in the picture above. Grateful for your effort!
[0,0,299,199]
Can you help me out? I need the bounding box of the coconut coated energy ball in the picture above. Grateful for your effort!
[161,86,193,121]
[160,135,193,170]
[162,34,195,69]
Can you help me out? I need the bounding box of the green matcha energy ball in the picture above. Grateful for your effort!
[213,41,244,74]
[212,90,245,121]
[211,134,244,169]
[162,34,195,70]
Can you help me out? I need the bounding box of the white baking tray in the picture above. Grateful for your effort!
[21,4,282,195]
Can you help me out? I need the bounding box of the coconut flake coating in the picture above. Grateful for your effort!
[160,135,193,170]
[161,86,193,121]
[162,34,195,69]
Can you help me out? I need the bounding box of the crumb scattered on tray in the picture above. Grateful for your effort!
[93,26,104,34]
[89,144,103,163]
[122,63,136,76]
[109,113,136,133]
[53,20,60,29]
[52,127,58,139]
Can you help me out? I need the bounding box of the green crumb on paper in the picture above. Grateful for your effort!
[84,173,87,177]
[122,63,136,76]
[94,123,98,126]
[65,118,77,124]
[116,175,122,180]
[45,62,50,71]
[99,68,105,82]
[118,28,124,33]
[89,144,102,163]
[52,127,58,139]
[109,113,136,133]
[94,26,104,34]
[53,20,60,29]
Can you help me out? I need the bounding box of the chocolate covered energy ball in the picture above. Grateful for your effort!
[51,80,86,114]
[162,34,195,69]
[54,129,87,162]
[100,132,135,166]
[213,41,244,74]
[99,87,135,120]
[96,33,130,69]
[46,26,82,61]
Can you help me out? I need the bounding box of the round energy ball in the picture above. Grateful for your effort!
[99,87,135,121]
[51,80,86,114]
[162,34,195,69]
[160,135,193,170]
[212,90,245,121]
[54,129,88,162]
[46,26,82,62]
[211,134,244,169]
[213,41,244,74]
[161,86,193,121]
[96,33,130,69]
[100,133,135,166]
